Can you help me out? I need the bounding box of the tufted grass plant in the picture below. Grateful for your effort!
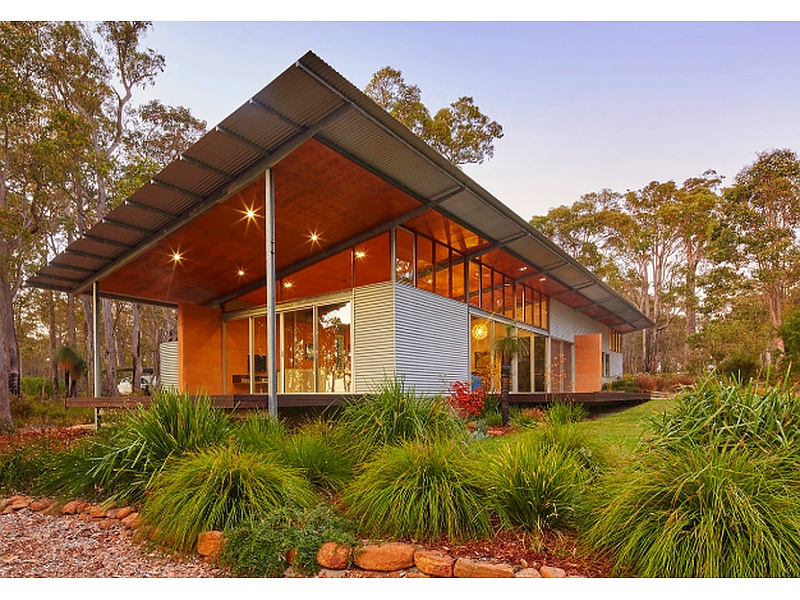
[281,419,354,492]
[332,377,468,463]
[583,442,800,577]
[140,445,319,553]
[485,434,590,535]
[545,400,589,426]
[343,439,492,541]
[648,372,800,450]
[42,390,232,503]
[230,411,289,453]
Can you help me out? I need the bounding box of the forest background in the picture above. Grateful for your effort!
[3,21,800,430]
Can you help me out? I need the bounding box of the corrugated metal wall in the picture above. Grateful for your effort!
[550,299,623,380]
[159,341,179,391]
[394,283,469,394]
[352,282,396,393]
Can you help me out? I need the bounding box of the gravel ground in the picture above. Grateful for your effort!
[0,508,225,578]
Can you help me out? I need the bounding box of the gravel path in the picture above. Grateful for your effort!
[0,508,225,578]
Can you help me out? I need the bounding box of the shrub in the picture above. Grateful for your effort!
[220,504,357,577]
[230,411,288,454]
[281,420,354,492]
[509,406,546,430]
[545,400,588,426]
[140,445,319,553]
[583,443,800,577]
[485,435,590,534]
[332,377,468,462]
[46,390,232,503]
[343,439,492,541]
[446,380,485,416]
[648,374,800,450]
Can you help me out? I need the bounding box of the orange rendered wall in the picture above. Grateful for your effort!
[177,304,223,395]
[573,333,602,393]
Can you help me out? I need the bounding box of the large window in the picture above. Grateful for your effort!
[316,302,351,393]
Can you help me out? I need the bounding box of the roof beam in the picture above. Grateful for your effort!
[248,98,304,131]
[101,217,155,235]
[124,199,180,218]
[49,261,95,274]
[215,125,272,156]
[150,178,206,203]
[82,234,134,249]
[65,248,112,261]
[463,232,529,261]
[179,154,237,181]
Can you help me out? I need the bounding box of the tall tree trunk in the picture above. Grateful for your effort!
[102,298,117,395]
[0,270,20,398]
[0,324,10,431]
[49,291,59,395]
[82,295,94,395]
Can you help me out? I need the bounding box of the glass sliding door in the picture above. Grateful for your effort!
[317,302,352,392]
[283,308,315,393]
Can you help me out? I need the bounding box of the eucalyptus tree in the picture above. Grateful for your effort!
[364,66,503,166]
[712,149,800,360]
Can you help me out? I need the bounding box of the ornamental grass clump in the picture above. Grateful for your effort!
[140,445,319,553]
[583,443,800,577]
[281,419,355,492]
[343,439,492,541]
[485,434,590,535]
[583,375,800,577]
[544,400,588,426]
[43,390,232,503]
[648,372,800,450]
[332,377,468,463]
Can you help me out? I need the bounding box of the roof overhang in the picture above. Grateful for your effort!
[27,51,652,333]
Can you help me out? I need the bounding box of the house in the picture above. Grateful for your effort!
[28,52,652,414]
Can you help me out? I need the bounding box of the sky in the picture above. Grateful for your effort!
[19,5,800,222]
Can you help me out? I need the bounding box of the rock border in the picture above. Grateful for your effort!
[1,495,568,579]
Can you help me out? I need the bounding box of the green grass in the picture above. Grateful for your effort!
[573,399,674,466]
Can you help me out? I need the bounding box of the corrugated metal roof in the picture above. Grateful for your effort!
[27,51,652,332]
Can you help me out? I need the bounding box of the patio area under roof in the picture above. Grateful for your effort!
[28,51,651,334]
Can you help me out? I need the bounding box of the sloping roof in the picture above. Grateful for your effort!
[27,51,652,333]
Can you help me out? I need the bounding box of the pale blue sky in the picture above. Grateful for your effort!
[22,9,800,221]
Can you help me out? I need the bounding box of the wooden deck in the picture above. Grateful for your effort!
[66,391,651,412]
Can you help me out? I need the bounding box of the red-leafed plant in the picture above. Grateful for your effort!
[447,381,485,417]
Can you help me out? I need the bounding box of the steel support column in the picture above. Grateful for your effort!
[92,282,102,428]
[265,169,278,416]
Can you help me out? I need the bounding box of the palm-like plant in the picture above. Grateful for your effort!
[493,325,529,426]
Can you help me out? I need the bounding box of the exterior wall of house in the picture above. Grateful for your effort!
[549,299,623,388]
[394,283,470,394]
[159,341,179,391]
[177,304,224,395]
[352,282,396,393]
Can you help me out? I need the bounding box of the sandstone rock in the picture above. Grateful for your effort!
[29,499,54,512]
[539,565,567,578]
[414,550,454,577]
[61,500,84,515]
[115,506,135,520]
[453,558,514,578]
[197,530,225,558]
[6,496,32,511]
[121,511,140,529]
[515,567,542,578]
[354,543,416,571]
[317,541,351,570]
[403,568,430,578]
[88,505,108,518]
